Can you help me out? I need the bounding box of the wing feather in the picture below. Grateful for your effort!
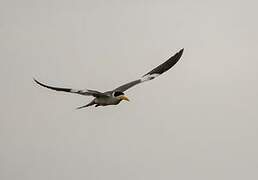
[34,79,107,97]
[113,48,183,92]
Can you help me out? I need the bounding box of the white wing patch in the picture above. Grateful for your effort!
[79,89,90,93]
[140,73,160,82]
[70,89,79,93]
[70,89,89,93]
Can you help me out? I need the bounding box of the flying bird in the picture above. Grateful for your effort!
[34,49,184,109]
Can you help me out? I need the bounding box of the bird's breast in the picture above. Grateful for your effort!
[95,97,121,106]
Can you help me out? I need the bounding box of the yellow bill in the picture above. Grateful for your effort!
[120,95,130,101]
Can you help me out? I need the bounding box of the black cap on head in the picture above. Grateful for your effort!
[114,91,124,97]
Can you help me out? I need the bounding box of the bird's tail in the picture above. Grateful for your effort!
[76,101,95,110]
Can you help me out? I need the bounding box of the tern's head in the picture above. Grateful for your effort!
[114,91,130,102]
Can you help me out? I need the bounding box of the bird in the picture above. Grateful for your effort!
[34,48,184,109]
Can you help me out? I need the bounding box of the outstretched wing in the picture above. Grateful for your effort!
[34,79,108,97]
[113,48,184,92]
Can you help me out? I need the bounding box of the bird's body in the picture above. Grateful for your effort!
[34,49,184,109]
[94,95,120,106]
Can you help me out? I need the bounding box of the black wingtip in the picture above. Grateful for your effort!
[33,78,38,83]
[33,78,40,85]
[177,48,184,57]
[173,48,184,62]
[142,48,184,77]
[33,78,57,90]
[33,78,76,93]
[33,78,45,87]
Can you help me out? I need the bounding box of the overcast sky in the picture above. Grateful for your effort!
[1,0,258,180]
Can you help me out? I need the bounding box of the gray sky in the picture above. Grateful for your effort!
[1,0,258,180]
